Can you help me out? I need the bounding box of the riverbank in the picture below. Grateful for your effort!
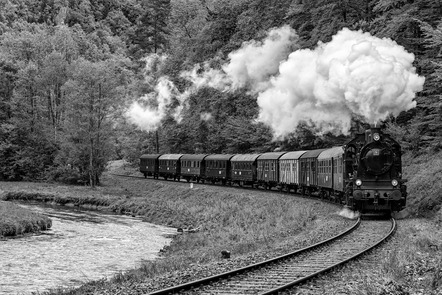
[0,200,52,238]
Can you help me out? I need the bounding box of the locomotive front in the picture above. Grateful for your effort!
[346,126,407,213]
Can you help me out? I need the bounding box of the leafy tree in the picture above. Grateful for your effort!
[62,57,132,186]
[131,0,171,59]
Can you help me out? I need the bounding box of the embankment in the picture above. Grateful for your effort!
[0,199,52,237]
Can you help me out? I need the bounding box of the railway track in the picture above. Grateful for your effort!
[147,218,395,295]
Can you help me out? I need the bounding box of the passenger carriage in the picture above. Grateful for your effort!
[180,154,208,183]
[231,154,261,187]
[158,154,183,181]
[139,154,161,179]
[317,146,346,202]
[278,151,306,193]
[257,152,286,189]
[299,149,327,195]
[205,154,234,185]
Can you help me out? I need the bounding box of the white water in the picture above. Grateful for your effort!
[0,203,176,294]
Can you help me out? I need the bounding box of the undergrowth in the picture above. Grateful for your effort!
[0,200,52,237]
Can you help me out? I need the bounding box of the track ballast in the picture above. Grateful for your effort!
[147,218,395,295]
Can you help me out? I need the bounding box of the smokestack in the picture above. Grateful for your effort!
[365,124,381,143]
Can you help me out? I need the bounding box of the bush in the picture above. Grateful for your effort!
[44,166,85,185]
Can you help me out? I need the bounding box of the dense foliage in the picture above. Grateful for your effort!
[0,0,441,185]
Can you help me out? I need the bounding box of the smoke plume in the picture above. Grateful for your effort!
[127,27,425,137]
[181,25,299,93]
[126,76,180,132]
[255,28,425,137]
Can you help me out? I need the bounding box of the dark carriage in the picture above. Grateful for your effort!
[180,154,208,182]
[158,154,183,180]
[205,154,234,184]
[139,154,161,178]
[317,146,345,201]
[256,152,286,189]
[299,149,327,195]
[231,154,261,187]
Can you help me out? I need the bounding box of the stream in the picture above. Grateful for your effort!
[0,202,176,294]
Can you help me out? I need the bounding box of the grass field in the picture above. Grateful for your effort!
[0,200,52,237]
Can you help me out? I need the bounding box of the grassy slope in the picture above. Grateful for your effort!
[403,150,442,217]
[0,200,52,237]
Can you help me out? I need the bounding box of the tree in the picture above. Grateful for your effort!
[62,57,131,186]
[131,0,170,59]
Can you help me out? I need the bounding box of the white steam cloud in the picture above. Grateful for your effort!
[181,25,298,93]
[127,27,425,137]
[127,76,180,132]
[256,28,425,137]
[338,207,360,220]
[126,54,189,131]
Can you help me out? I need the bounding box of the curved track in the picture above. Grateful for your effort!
[147,218,395,295]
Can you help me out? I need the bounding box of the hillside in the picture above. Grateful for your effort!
[0,0,441,184]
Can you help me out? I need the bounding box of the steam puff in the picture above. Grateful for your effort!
[181,25,299,93]
[258,28,425,138]
[127,102,163,132]
[223,25,299,91]
[126,77,178,132]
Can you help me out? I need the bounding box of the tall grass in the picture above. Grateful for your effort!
[402,151,442,216]
[367,220,442,294]
[0,201,52,237]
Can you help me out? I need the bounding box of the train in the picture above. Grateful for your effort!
[139,126,407,213]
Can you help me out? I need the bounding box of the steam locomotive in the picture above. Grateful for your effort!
[139,126,406,213]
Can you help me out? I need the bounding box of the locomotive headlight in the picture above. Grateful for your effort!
[373,133,380,141]
[392,179,398,187]
[355,179,362,186]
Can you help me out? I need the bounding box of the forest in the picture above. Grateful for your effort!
[0,0,441,186]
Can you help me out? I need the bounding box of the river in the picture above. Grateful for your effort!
[0,202,176,294]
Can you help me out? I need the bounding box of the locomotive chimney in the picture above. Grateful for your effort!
[365,124,381,143]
